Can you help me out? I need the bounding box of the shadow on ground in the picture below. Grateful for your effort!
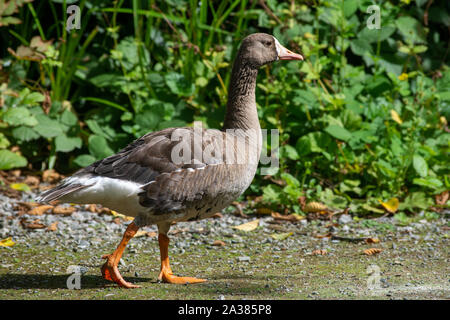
[0,274,151,289]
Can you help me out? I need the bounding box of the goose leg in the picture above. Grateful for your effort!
[157,233,206,284]
[101,221,141,288]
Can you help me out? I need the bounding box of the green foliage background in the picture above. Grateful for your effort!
[0,0,449,216]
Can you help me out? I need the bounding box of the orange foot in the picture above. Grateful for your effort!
[101,254,141,289]
[158,269,207,284]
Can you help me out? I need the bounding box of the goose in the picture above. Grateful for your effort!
[36,33,303,288]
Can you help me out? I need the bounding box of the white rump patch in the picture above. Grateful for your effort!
[59,176,144,217]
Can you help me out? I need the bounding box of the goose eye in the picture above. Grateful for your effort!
[263,41,272,47]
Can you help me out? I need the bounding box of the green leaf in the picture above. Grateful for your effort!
[74,154,96,167]
[342,0,358,17]
[398,192,432,210]
[412,154,428,177]
[281,172,300,188]
[60,110,78,126]
[21,92,44,105]
[350,39,372,56]
[165,72,195,97]
[296,132,333,157]
[55,134,82,152]
[324,125,352,142]
[33,114,64,138]
[280,145,299,160]
[88,135,114,160]
[3,107,38,126]
[0,150,27,170]
[0,133,10,149]
[412,177,443,190]
[11,127,40,142]
[395,16,426,43]
[358,26,396,43]
[262,184,282,203]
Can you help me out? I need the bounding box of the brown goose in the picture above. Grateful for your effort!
[36,33,303,288]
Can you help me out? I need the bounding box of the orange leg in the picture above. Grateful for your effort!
[158,233,206,284]
[101,222,141,288]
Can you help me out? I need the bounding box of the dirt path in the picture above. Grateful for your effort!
[0,189,448,299]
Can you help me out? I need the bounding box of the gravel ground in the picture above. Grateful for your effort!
[0,189,449,300]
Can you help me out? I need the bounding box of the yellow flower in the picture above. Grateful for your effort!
[398,73,408,81]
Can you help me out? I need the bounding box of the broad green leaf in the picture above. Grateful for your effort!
[281,145,299,160]
[165,72,195,97]
[412,154,428,177]
[55,134,82,152]
[413,177,443,190]
[281,172,300,188]
[21,92,44,105]
[74,154,97,167]
[398,192,433,210]
[262,184,282,203]
[324,125,352,142]
[11,127,40,142]
[350,39,372,56]
[395,16,426,43]
[33,114,64,138]
[3,107,38,126]
[0,150,27,170]
[60,110,78,126]
[0,133,10,149]
[88,135,114,160]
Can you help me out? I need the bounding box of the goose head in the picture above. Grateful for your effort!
[238,33,304,68]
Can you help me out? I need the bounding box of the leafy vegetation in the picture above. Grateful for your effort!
[0,0,448,217]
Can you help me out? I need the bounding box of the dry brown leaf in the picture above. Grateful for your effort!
[435,191,449,205]
[86,204,98,213]
[365,237,380,244]
[271,211,304,222]
[298,196,307,208]
[21,219,46,229]
[10,170,21,178]
[363,248,383,255]
[303,202,328,213]
[312,249,327,255]
[212,213,223,219]
[314,232,332,239]
[133,230,148,238]
[52,205,76,215]
[47,222,58,231]
[24,176,40,188]
[233,219,259,232]
[28,205,53,215]
[146,231,157,238]
[212,240,226,247]
[42,169,62,183]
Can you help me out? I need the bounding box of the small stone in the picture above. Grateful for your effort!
[237,256,250,262]
[338,214,353,224]
[217,295,225,300]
